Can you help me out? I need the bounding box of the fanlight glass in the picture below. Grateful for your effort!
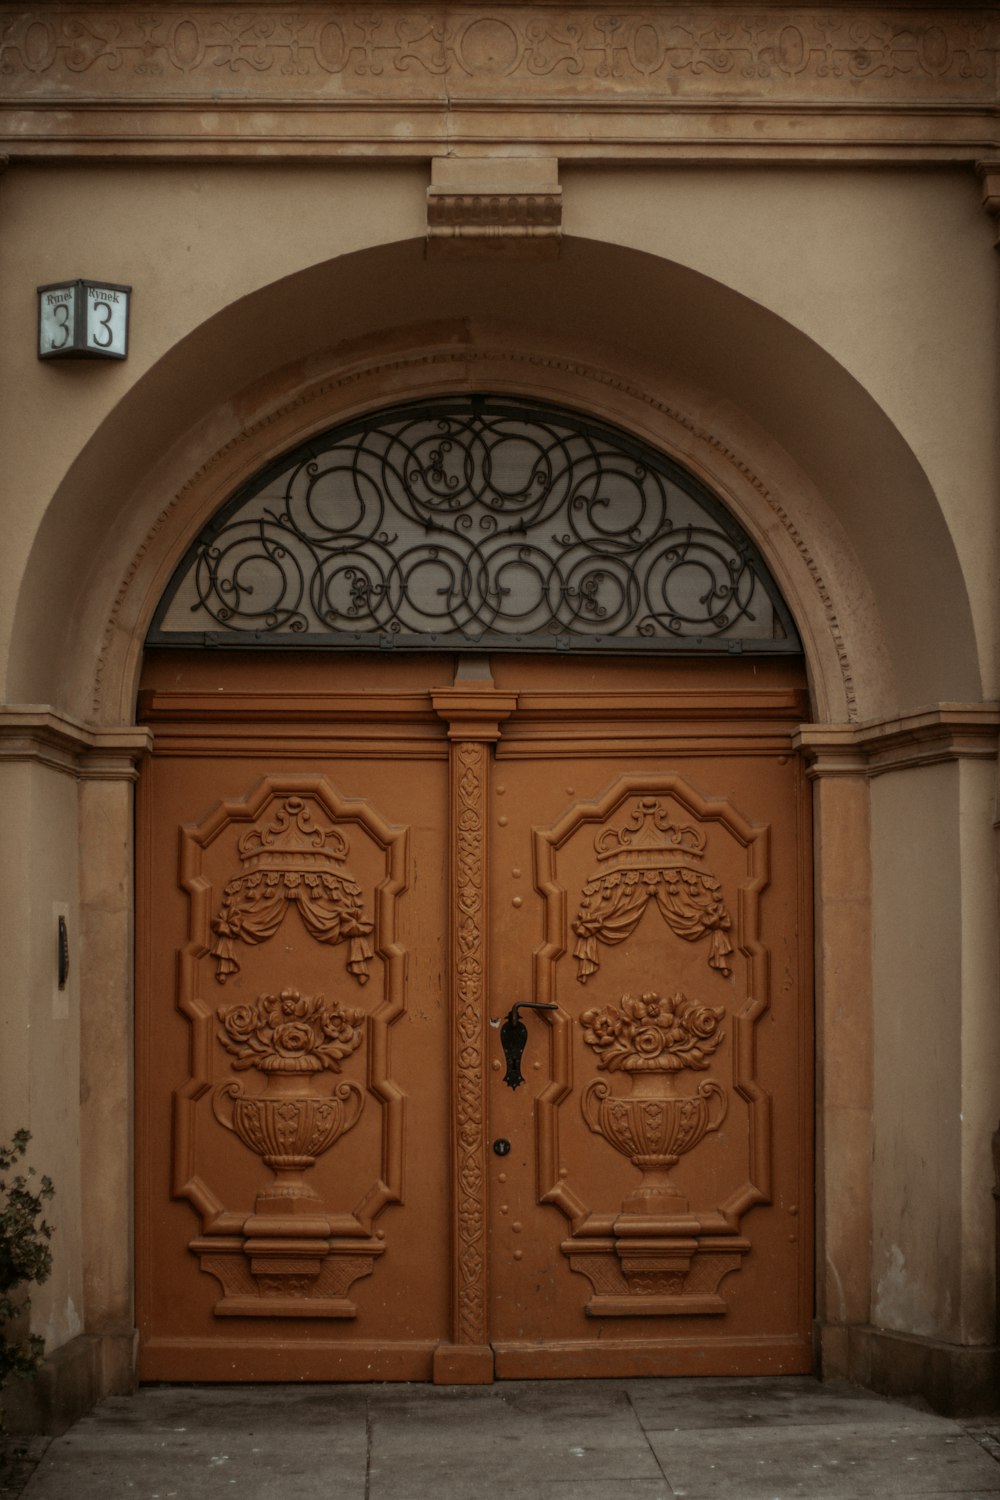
[148,396,800,655]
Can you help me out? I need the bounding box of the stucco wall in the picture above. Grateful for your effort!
[0,137,996,1414]
[0,162,994,720]
[0,759,84,1353]
[871,756,999,1347]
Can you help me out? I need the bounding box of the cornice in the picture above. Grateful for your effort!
[1,6,998,162]
[0,707,152,780]
[794,704,1000,778]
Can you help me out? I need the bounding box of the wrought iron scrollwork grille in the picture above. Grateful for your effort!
[148,396,800,654]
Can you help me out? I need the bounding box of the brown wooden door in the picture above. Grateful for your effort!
[136,652,811,1381]
[485,657,813,1377]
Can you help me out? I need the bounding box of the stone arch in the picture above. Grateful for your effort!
[7,236,978,727]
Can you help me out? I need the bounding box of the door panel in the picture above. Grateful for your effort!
[487,660,813,1376]
[136,657,451,1380]
[136,652,811,1380]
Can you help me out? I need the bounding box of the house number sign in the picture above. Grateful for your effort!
[37,279,131,360]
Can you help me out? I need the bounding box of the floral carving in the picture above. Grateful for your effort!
[581,990,724,1073]
[218,988,365,1074]
[580,987,727,1218]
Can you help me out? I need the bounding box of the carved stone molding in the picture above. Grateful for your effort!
[1,8,994,101]
[1,7,997,160]
[795,704,1000,777]
[976,159,1000,245]
[427,158,561,257]
[0,707,151,781]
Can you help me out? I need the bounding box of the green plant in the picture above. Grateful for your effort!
[0,1132,54,1428]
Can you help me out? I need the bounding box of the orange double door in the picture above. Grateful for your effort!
[136,652,813,1382]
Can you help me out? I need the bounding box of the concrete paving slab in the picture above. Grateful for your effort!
[365,1381,655,1496]
[372,1480,675,1500]
[89,1385,370,1430]
[367,1377,662,1488]
[367,1379,630,1424]
[24,1447,367,1500]
[20,1387,370,1500]
[626,1374,956,1431]
[646,1421,1000,1499]
[0,1439,51,1500]
[9,1377,1000,1500]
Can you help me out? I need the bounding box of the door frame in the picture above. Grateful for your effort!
[134,651,813,1382]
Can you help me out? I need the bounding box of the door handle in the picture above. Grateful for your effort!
[490,1002,558,1090]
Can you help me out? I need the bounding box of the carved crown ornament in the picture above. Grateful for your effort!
[210,795,374,984]
[572,798,734,983]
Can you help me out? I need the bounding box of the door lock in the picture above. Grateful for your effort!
[491,1002,558,1090]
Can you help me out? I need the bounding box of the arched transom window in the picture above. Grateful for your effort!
[148,395,800,655]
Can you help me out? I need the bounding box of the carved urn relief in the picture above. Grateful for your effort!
[213,988,365,1224]
[571,990,746,1315]
[193,987,378,1315]
[581,991,727,1216]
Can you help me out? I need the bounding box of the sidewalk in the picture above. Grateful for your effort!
[5,1376,1000,1500]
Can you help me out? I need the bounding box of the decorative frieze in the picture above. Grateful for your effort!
[0,8,997,159]
[0,9,994,101]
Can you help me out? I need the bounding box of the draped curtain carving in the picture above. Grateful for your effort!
[211,870,373,983]
[208,795,374,984]
[572,799,733,983]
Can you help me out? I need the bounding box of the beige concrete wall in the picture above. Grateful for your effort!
[870,758,1000,1346]
[0,163,994,721]
[0,140,996,1412]
[0,759,85,1353]
[0,162,427,706]
[78,775,135,1340]
[566,167,1000,706]
[813,771,873,1339]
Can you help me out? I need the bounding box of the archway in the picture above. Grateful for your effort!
[5,235,985,1399]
